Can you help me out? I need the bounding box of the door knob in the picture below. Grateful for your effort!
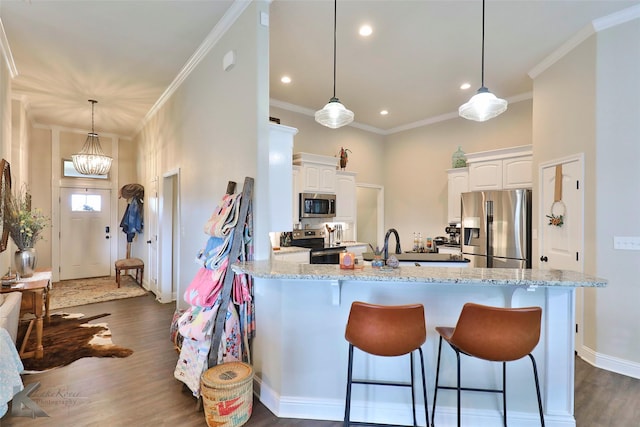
[146,240,152,244]
[105,236,110,239]
[540,255,548,262]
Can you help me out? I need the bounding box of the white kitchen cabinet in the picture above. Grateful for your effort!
[293,152,338,193]
[466,145,532,191]
[502,156,533,189]
[334,171,357,223]
[447,168,468,223]
[268,124,298,232]
[468,160,503,191]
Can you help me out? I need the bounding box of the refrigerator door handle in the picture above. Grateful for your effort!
[486,200,493,267]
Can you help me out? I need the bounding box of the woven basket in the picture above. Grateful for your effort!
[201,362,254,427]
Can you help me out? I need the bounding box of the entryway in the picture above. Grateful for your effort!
[59,187,112,279]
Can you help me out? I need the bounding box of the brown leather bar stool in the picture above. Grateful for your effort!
[344,301,429,427]
[431,303,544,427]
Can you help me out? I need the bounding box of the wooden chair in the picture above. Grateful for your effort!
[114,258,144,288]
[344,301,429,427]
[431,302,544,426]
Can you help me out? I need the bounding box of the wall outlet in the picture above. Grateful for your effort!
[613,236,640,251]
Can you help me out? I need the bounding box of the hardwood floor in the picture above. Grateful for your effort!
[2,294,638,426]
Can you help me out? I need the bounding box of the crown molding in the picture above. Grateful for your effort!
[529,4,640,79]
[135,0,252,137]
[272,92,533,136]
[0,18,18,78]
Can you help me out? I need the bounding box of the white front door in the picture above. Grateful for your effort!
[539,155,584,352]
[60,188,112,280]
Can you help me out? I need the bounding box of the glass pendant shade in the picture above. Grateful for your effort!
[315,97,354,129]
[458,87,508,122]
[71,133,113,175]
[72,99,112,175]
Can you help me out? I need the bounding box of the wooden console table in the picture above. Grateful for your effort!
[1,271,52,359]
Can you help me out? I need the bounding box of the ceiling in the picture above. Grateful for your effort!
[2,1,639,139]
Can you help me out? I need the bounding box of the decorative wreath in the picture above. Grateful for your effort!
[547,200,566,227]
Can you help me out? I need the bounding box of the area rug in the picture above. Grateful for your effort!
[49,275,148,310]
[18,312,133,372]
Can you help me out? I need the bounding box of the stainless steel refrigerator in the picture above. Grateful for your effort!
[461,189,532,268]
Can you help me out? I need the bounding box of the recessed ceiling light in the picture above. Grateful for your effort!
[460,82,471,90]
[380,110,389,116]
[359,25,373,37]
[281,76,292,84]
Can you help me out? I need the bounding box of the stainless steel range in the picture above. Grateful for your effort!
[291,229,346,264]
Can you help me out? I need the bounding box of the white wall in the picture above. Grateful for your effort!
[135,1,269,310]
[594,18,640,365]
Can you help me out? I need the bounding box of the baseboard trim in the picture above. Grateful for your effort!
[253,377,574,426]
[578,346,640,380]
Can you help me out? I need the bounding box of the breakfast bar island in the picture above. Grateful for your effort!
[232,261,606,427]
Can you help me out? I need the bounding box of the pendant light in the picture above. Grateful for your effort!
[72,99,113,175]
[459,0,507,122]
[315,0,354,129]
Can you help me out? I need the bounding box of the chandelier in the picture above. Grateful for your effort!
[458,0,508,122]
[314,0,354,129]
[72,99,113,175]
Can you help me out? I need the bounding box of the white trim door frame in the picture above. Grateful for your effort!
[159,168,180,304]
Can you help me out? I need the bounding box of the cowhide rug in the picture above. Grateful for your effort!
[18,312,133,372]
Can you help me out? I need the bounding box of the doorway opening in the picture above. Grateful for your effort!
[356,184,384,249]
[160,169,180,303]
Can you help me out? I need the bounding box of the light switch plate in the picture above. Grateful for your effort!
[613,236,640,251]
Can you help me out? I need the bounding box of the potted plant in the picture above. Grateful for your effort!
[3,185,49,277]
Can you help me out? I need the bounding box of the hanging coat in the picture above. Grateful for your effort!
[120,198,143,242]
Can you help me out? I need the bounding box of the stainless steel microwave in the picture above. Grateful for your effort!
[299,193,336,219]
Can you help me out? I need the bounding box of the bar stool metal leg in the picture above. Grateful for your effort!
[431,336,443,427]
[344,344,355,427]
[529,354,545,427]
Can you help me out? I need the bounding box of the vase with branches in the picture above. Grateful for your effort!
[4,185,49,250]
[4,185,49,278]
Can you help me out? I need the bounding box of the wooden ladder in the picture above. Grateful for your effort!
[207,176,254,368]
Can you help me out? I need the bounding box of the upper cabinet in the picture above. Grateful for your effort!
[447,168,469,223]
[293,152,339,194]
[335,171,357,223]
[502,156,533,189]
[466,145,532,191]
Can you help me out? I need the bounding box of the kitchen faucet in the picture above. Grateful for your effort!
[383,228,402,260]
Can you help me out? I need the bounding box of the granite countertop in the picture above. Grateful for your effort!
[232,261,607,288]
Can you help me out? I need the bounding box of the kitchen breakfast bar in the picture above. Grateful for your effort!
[232,261,606,427]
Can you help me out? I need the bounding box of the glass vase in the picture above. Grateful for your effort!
[452,146,467,168]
